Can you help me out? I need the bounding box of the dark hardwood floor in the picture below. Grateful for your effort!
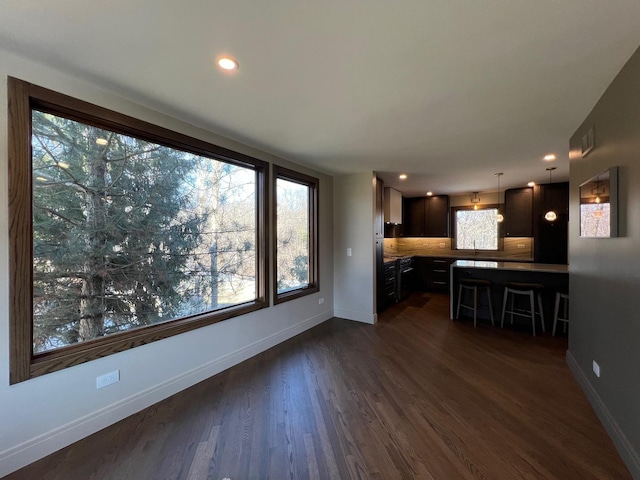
[7,293,630,479]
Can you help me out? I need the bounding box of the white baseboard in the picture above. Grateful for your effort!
[566,350,640,479]
[0,310,332,478]
[334,308,376,324]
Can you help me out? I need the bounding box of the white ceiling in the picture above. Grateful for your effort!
[2,1,640,196]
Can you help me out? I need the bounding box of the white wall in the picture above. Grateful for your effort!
[333,173,376,324]
[0,48,334,477]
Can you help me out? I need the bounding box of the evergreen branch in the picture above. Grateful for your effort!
[33,115,74,145]
[36,206,82,226]
[104,145,162,163]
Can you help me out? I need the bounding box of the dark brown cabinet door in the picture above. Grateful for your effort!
[412,257,429,291]
[403,195,449,237]
[403,197,426,236]
[504,187,533,236]
[534,182,569,264]
[425,195,450,237]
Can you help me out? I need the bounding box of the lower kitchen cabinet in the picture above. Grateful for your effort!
[414,257,455,291]
[427,257,454,290]
[381,261,397,310]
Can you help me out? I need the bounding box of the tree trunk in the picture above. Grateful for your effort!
[79,131,108,342]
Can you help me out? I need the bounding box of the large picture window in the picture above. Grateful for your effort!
[454,207,499,250]
[273,166,319,304]
[9,78,267,382]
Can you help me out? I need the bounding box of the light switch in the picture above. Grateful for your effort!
[347,248,352,256]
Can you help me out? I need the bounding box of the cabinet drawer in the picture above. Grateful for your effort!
[425,257,453,290]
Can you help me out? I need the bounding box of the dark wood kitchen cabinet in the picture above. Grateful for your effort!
[426,257,455,290]
[402,195,449,237]
[413,257,455,291]
[504,187,533,237]
[403,197,425,236]
[534,182,569,264]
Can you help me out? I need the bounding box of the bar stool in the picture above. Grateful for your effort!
[501,282,545,336]
[456,279,494,327]
[553,292,569,336]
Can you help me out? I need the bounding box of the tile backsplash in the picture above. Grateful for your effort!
[384,237,533,261]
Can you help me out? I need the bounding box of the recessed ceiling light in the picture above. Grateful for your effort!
[216,55,239,71]
[398,174,407,180]
[543,154,556,161]
[426,191,433,196]
[527,181,535,187]
[96,138,108,146]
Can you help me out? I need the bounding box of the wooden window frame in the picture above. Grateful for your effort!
[451,204,503,251]
[8,77,269,383]
[272,165,319,305]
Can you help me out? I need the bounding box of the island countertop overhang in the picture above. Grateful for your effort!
[452,260,568,274]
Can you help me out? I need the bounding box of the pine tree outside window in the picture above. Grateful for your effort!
[8,78,268,383]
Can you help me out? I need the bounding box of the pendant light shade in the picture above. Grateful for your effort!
[544,167,557,222]
[471,192,480,210]
[495,172,504,223]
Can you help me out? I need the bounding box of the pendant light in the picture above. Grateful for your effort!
[592,178,603,204]
[495,172,504,223]
[471,192,480,210]
[544,167,557,222]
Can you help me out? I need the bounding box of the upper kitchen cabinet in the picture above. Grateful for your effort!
[402,195,449,237]
[534,182,569,264]
[504,187,533,237]
[425,195,450,236]
[403,197,425,236]
[384,187,402,224]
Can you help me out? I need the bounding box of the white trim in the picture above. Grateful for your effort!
[334,308,376,324]
[0,311,332,477]
[566,350,640,479]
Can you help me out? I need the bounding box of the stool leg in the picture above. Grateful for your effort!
[456,284,463,320]
[563,297,568,333]
[509,291,515,325]
[473,286,478,328]
[537,293,545,333]
[553,292,560,336]
[486,287,494,326]
[529,291,536,336]
[501,288,508,328]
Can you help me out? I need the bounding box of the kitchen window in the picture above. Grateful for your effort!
[8,78,268,383]
[453,207,499,250]
[273,166,319,304]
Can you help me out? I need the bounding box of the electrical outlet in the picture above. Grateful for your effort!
[319,297,324,304]
[347,248,352,257]
[96,370,120,389]
[593,361,601,378]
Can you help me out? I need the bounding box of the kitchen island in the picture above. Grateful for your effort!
[450,260,569,329]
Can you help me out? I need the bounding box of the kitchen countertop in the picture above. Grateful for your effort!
[452,260,568,274]
[383,256,412,264]
[450,260,569,320]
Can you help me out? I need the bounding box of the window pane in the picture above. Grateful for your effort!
[456,209,498,250]
[580,203,610,237]
[276,178,309,294]
[32,110,257,353]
